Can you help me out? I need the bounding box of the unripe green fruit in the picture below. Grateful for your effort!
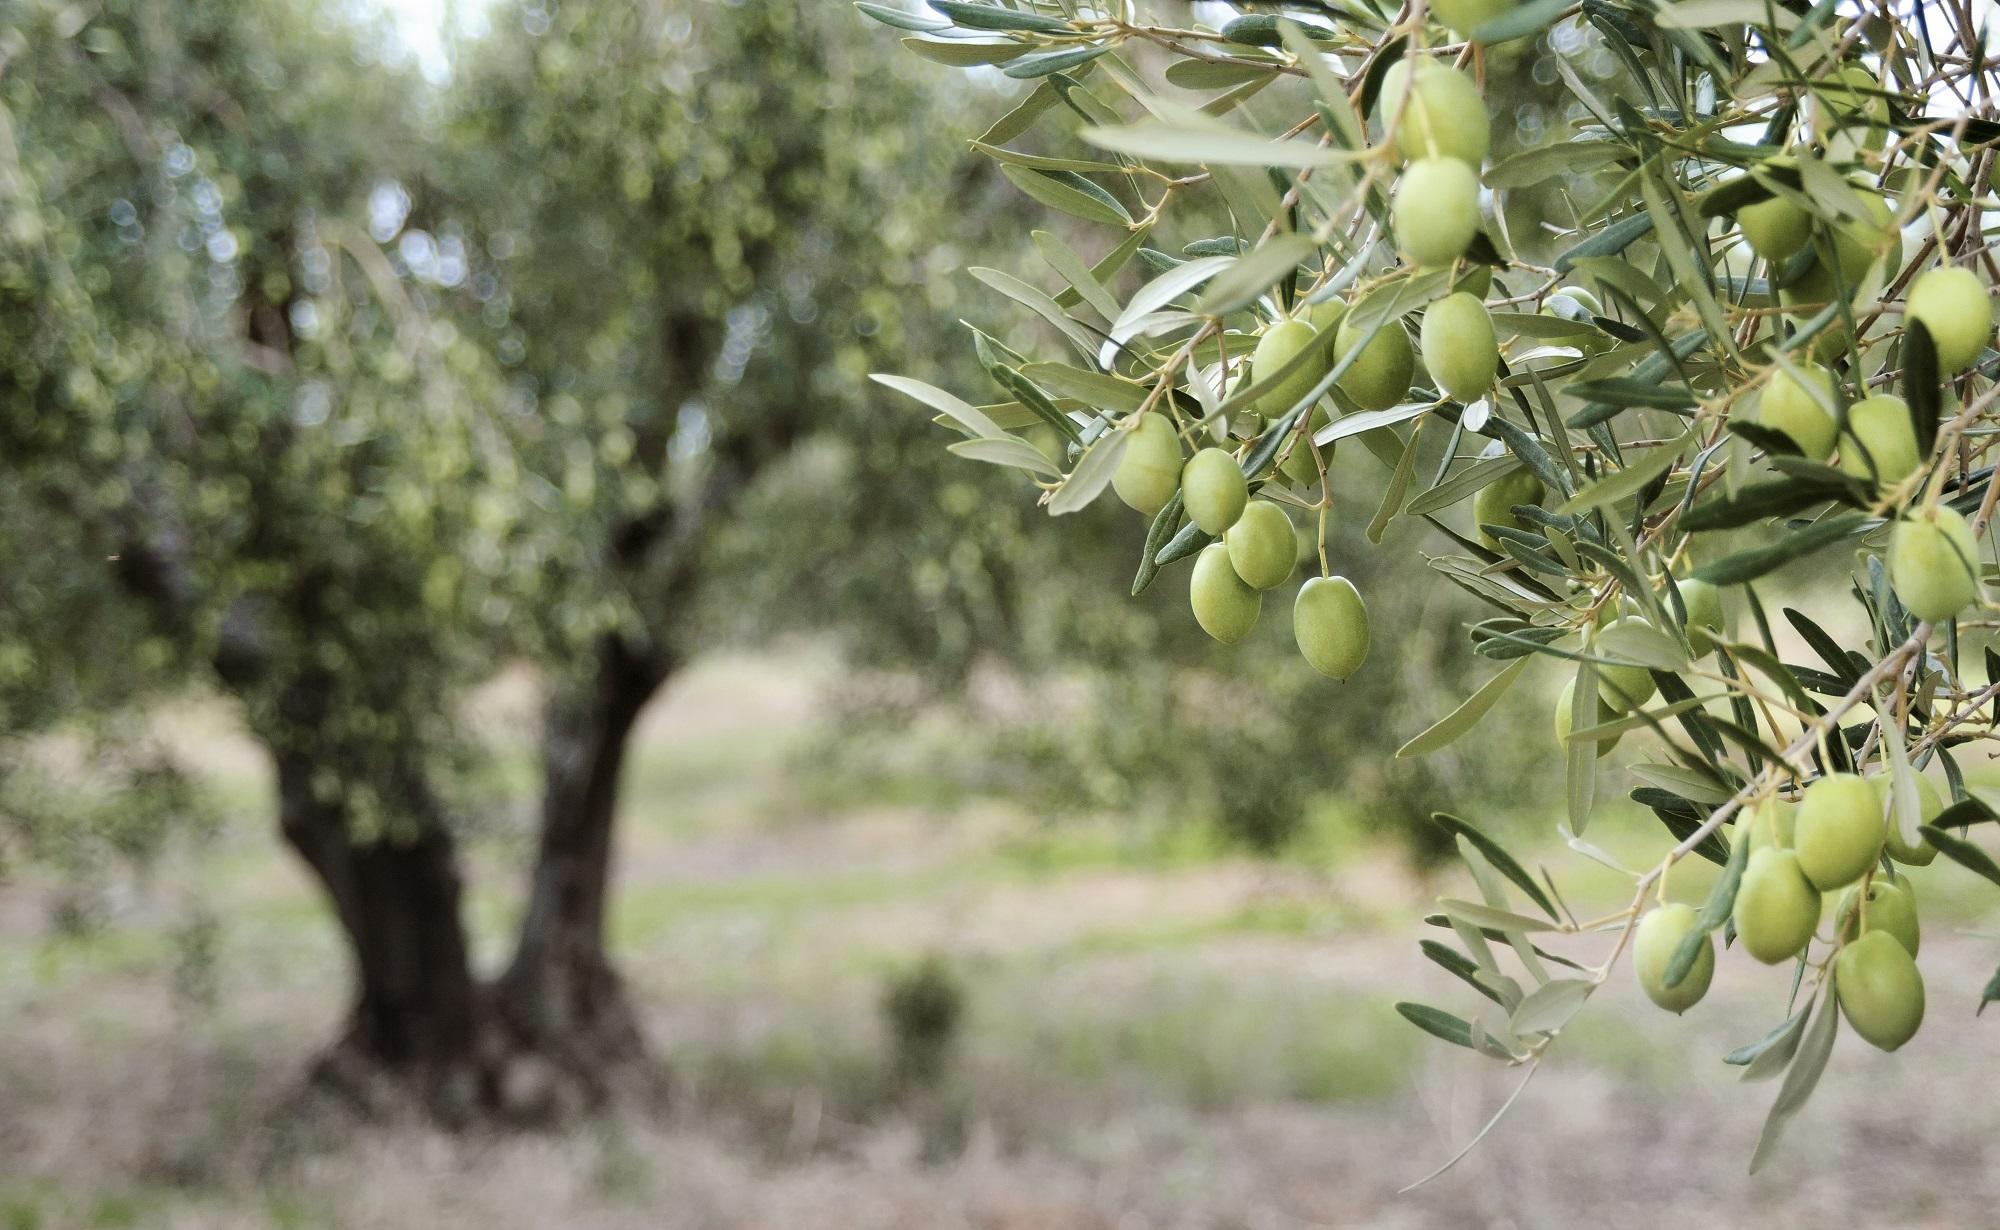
[1758,363,1841,455]
[1190,543,1262,644]
[1815,64,1890,150]
[1473,468,1544,549]
[1835,930,1924,1051]
[1225,500,1296,590]
[1112,414,1182,516]
[1836,394,1922,485]
[1635,903,1713,1014]
[1785,193,1899,307]
[1429,0,1515,38]
[1304,297,1346,335]
[1794,772,1885,890]
[1756,363,1838,460]
[1182,448,1248,534]
[1251,319,1326,419]
[1333,314,1415,412]
[1378,60,1490,167]
[1595,616,1659,712]
[1739,193,1812,262]
[1742,797,1797,852]
[1677,577,1725,655]
[1294,575,1369,680]
[1871,773,1940,866]
[1734,847,1821,964]
[1905,266,1993,374]
[1839,876,1920,957]
[1393,157,1480,268]
[1420,292,1498,403]
[1553,690,1619,757]
[1889,506,1982,623]
[1453,265,1493,298]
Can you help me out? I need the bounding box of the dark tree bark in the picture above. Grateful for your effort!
[272,750,487,1120]
[489,632,673,1111]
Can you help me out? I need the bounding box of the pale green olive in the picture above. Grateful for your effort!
[1250,319,1325,419]
[1734,847,1821,964]
[1182,447,1247,535]
[1332,314,1415,412]
[1869,773,1941,866]
[1190,543,1261,644]
[1676,577,1725,656]
[1112,414,1182,516]
[1740,193,1813,262]
[1429,0,1515,39]
[1836,394,1923,485]
[1553,689,1620,757]
[1905,266,1993,374]
[1294,575,1369,680]
[1756,362,1839,460]
[1835,929,1924,1051]
[1889,506,1982,624]
[1595,616,1660,712]
[1635,902,1713,1014]
[1473,468,1545,549]
[1795,772,1885,891]
[1377,59,1490,167]
[1839,875,1920,957]
[1393,157,1481,268]
[1420,292,1498,403]
[1224,500,1296,590]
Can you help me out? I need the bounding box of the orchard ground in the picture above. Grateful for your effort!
[5,648,2000,1230]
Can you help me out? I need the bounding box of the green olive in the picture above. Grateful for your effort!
[1836,393,1923,485]
[1734,847,1821,964]
[1224,500,1296,590]
[1814,63,1891,151]
[1870,773,1941,866]
[1377,59,1490,167]
[1742,797,1798,852]
[1420,292,1498,403]
[1250,319,1325,419]
[1794,772,1885,890]
[1739,193,1813,262]
[1755,362,1839,460]
[1393,157,1481,268]
[1905,266,1993,374]
[1889,506,1982,624]
[1594,615,1660,712]
[1428,0,1515,39]
[1473,468,1545,549]
[1553,689,1620,757]
[1676,577,1725,656]
[1838,875,1920,957]
[1304,296,1346,335]
[1294,575,1369,680]
[1784,193,1899,309]
[1635,902,1713,1014]
[1190,542,1262,644]
[1835,929,1924,1051]
[1453,264,1493,299]
[1112,414,1182,516]
[1332,313,1415,412]
[1182,447,1248,534]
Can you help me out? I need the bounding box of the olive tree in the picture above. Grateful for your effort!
[868,0,1999,1167]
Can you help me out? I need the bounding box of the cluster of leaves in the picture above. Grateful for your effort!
[869,0,2000,1167]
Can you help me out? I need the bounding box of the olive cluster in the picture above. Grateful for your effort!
[1106,54,1512,682]
[1637,771,1937,1051]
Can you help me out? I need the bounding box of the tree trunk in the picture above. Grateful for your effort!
[490,632,672,1115]
[273,752,487,1122]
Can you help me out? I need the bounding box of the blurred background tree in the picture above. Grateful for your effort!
[0,0,1519,1122]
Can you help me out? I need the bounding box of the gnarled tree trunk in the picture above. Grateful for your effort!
[273,752,487,1122]
[489,632,673,1115]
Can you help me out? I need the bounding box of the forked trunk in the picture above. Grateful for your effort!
[490,633,671,1114]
